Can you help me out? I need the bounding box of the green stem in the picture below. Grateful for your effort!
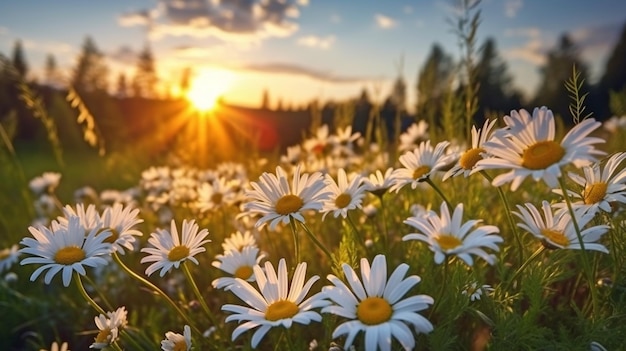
[83,275,114,311]
[75,273,106,315]
[378,194,389,252]
[424,177,451,209]
[289,218,301,264]
[431,256,450,317]
[299,222,333,263]
[557,176,598,317]
[284,327,296,351]
[112,252,201,335]
[502,246,545,293]
[480,170,526,262]
[346,212,367,250]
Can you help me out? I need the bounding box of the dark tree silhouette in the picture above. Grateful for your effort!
[71,36,109,93]
[261,88,270,110]
[596,21,626,118]
[44,53,61,88]
[116,73,128,98]
[415,43,454,134]
[133,43,158,98]
[11,40,28,79]
[179,66,192,96]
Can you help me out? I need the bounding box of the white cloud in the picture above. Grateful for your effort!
[375,14,397,29]
[243,62,373,83]
[22,39,73,54]
[503,27,546,66]
[296,35,335,50]
[505,0,523,18]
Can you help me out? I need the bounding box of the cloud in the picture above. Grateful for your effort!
[242,62,373,83]
[108,45,138,65]
[330,13,341,24]
[296,35,335,50]
[503,27,547,66]
[571,22,622,54]
[504,0,523,18]
[118,0,307,43]
[375,14,397,29]
[21,38,73,54]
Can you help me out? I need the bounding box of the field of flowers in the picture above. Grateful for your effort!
[2,106,626,350]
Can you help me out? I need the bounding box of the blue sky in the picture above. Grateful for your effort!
[1,0,625,110]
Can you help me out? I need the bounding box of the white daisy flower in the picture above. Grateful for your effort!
[242,165,330,230]
[398,120,429,152]
[19,215,112,287]
[90,306,128,349]
[140,219,211,277]
[197,177,237,212]
[461,282,494,302]
[39,341,69,351]
[29,172,62,195]
[554,152,626,216]
[363,167,395,197]
[403,202,503,266]
[0,244,20,273]
[100,203,144,254]
[212,246,265,289]
[222,259,327,348]
[328,125,361,156]
[321,169,367,219]
[514,201,609,253]
[58,203,101,232]
[303,124,331,156]
[222,230,257,252]
[390,140,454,193]
[443,118,498,180]
[473,107,605,191]
[161,325,192,351]
[321,254,434,351]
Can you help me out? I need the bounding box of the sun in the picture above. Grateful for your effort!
[186,68,235,112]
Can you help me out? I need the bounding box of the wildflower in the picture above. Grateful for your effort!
[161,325,192,351]
[303,124,331,155]
[514,201,609,252]
[197,177,237,212]
[473,107,605,191]
[554,152,626,216]
[328,125,361,156]
[363,167,394,197]
[403,202,503,266]
[222,230,257,252]
[0,244,20,274]
[443,118,498,180]
[90,306,128,349]
[398,120,429,152]
[59,203,101,232]
[321,169,367,219]
[321,255,434,351]
[242,165,330,230]
[29,172,62,195]
[100,203,144,254]
[462,282,494,301]
[39,341,69,351]
[140,219,211,277]
[222,259,326,348]
[390,140,454,192]
[212,246,265,289]
[19,215,112,287]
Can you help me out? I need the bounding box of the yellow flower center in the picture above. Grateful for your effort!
[357,297,393,325]
[54,246,86,265]
[334,193,352,209]
[211,193,223,204]
[234,265,253,280]
[312,143,325,155]
[98,228,119,244]
[0,250,10,260]
[265,300,299,321]
[173,340,188,351]
[521,140,565,170]
[412,165,431,180]
[541,229,569,247]
[275,194,303,215]
[95,328,112,344]
[168,245,190,261]
[459,148,484,170]
[583,182,608,205]
[436,234,462,251]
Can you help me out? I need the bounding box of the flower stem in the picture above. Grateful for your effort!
[299,222,333,263]
[377,194,390,252]
[346,212,367,251]
[75,273,106,315]
[501,245,545,293]
[289,218,301,264]
[430,256,450,318]
[424,177,451,209]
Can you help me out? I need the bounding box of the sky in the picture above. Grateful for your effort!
[1,0,625,111]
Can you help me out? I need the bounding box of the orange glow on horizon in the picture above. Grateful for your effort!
[186,68,236,112]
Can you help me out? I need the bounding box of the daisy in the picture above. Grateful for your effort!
[403,202,503,266]
[242,165,330,230]
[222,259,327,348]
[390,140,454,193]
[443,118,498,180]
[321,169,367,219]
[161,325,192,351]
[212,246,265,289]
[398,120,429,152]
[58,203,101,232]
[222,230,257,252]
[473,107,605,191]
[321,255,434,351]
[100,203,144,254]
[90,306,128,349]
[19,215,112,287]
[328,125,361,156]
[0,244,20,273]
[140,219,211,277]
[363,167,395,198]
[514,201,609,252]
[461,282,494,302]
[197,177,237,212]
[554,152,626,216]
[29,172,62,196]
[303,124,331,156]
[39,341,69,351]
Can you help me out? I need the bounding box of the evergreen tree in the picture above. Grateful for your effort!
[415,43,454,135]
[532,34,591,121]
[596,21,626,118]
[11,40,28,79]
[261,89,270,109]
[71,36,109,93]
[180,66,192,96]
[44,53,60,87]
[116,73,128,98]
[132,44,158,98]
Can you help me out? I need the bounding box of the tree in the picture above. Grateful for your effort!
[532,34,591,121]
[261,88,270,109]
[116,73,128,98]
[71,36,109,93]
[132,44,158,98]
[11,40,28,79]
[596,21,626,118]
[180,67,192,96]
[44,53,61,88]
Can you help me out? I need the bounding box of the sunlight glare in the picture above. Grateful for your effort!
[186,68,235,112]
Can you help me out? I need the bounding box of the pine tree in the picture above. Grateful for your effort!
[415,43,454,134]
[596,21,626,118]
[261,89,270,109]
[45,53,60,87]
[180,67,192,96]
[11,40,28,79]
[71,36,109,93]
[132,44,158,98]
[116,73,128,98]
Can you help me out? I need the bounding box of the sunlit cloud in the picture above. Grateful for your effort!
[503,27,547,66]
[571,22,622,54]
[297,35,336,50]
[242,62,374,83]
[505,0,523,18]
[375,14,397,29]
[22,38,73,54]
[118,0,306,43]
